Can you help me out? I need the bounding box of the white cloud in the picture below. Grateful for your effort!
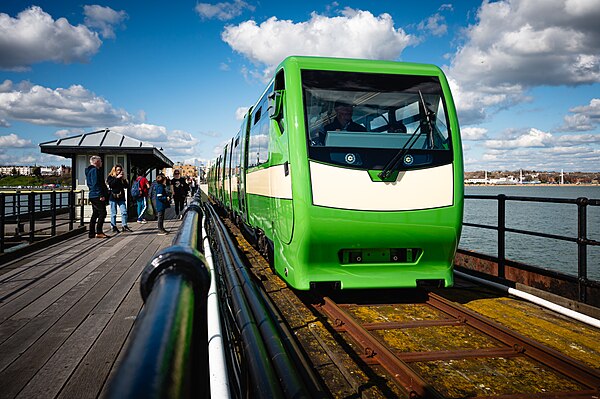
[0,133,34,148]
[462,126,488,140]
[222,8,415,79]
[559,98,600,132]
[0,118,9,127]
[110,124,200,158]
[0,6,101,71]
[83,5,128,39]
[196,0,254,21]
[447,0,600,124]
[0,80,133,127]
[417,13,447,37]
[235,106,249,120]
[485,128,553,149]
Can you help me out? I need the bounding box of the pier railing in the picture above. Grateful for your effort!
[461,194,600,303]
[0,189,85,253]
[107,195,210,398]
[205,201,325,398]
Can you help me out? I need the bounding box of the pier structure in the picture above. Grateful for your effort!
[0,191,599,398]
[39,129,173,222]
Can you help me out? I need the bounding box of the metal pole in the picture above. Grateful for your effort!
[577,197,588,303]
[29,192,35,243]
[498,194,506,279]
[51,190,57,236]
[0,193,5,253]
[69,190,74,231]
[80,190,85,226]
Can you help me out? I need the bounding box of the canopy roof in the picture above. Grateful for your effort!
[40,129,173,169]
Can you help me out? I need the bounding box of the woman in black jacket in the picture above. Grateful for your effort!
[106,164,132,233]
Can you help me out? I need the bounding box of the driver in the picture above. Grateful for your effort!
[324,101,366,132]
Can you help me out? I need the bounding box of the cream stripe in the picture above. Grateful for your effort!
[310,161,454,211]
[246,164,292,199]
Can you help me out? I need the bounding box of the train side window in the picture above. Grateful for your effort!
[249,84,273,167]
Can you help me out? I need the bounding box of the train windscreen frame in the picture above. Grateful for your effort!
[302,69,453,170]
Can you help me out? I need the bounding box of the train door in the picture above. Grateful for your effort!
[230,133,241,219]
[222,144,229,208]
[269,69,294,244]
[239,112,252,225]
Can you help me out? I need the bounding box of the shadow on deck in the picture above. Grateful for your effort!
[0,209,182,399]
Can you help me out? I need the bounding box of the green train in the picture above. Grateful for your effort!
[208,56,463,290]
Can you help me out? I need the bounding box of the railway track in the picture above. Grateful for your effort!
[219,215,600,399]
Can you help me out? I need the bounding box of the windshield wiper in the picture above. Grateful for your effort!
[378,91,436,180]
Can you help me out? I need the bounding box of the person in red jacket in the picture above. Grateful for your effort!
[133,170,150,223]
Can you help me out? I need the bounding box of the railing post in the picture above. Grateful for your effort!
[80,190,85,227]
[29,192,35,243]
[576,197,588,303]
[51,190,57,236]
[69,190,75,231]
[497,194,506,279]
[0,193,5,253]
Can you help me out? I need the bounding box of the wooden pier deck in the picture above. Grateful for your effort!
[0,211,182,399]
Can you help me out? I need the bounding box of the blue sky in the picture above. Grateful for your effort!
[1,0,599,171]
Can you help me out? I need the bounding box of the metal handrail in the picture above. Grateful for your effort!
[107,195,211,399]
[0,189,84,253]
[205,202,325,398]
[462,194,600,303]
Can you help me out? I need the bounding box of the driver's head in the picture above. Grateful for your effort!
[334,101,353,125]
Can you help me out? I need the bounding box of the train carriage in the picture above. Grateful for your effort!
[209,56,463,290]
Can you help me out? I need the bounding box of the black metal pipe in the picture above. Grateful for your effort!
[51,191,57,236]
[0,194,5,253]
[28,192,35,243]
[206,203,318,398]
[206,204,285,398]
[79,190,85,227]
[107,198,210,399]
[497,194,506,279]
[107,271,197,399]
[577,197,588,303]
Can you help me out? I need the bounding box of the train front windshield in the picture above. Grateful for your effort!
[302,70,453,170]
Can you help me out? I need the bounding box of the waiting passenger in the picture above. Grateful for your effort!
[154,174,171,235]
[106,164,132,233]
[85,155,109,239]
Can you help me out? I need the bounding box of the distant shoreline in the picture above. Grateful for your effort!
[465,183,600,187]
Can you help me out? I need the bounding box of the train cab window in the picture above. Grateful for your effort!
[302,70,452,170]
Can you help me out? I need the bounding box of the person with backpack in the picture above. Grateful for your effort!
[132,170,150,223]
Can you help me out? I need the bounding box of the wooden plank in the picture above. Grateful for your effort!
[57,283,143,399]
[0,214,185,398]
[0,237,136,373]
[15,312,113,399]
[0,238,130,322]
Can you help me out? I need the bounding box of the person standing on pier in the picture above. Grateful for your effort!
[170,169,189,219]
[154,174,170,235]
[132,170,150,224]
[107,164,132,233]
[85,155,109,239]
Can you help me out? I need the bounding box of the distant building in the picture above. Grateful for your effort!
[0,165,32,176]
[164,163,198,178]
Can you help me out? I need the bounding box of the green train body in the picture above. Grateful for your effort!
[209,56,463,290]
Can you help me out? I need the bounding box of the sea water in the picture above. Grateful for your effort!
[460,185,600,281]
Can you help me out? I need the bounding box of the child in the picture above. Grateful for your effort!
[154,174,170,235]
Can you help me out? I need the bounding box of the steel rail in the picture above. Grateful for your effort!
[316,296,444,399]
[315,293,600,399]
[426,292,600,390]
